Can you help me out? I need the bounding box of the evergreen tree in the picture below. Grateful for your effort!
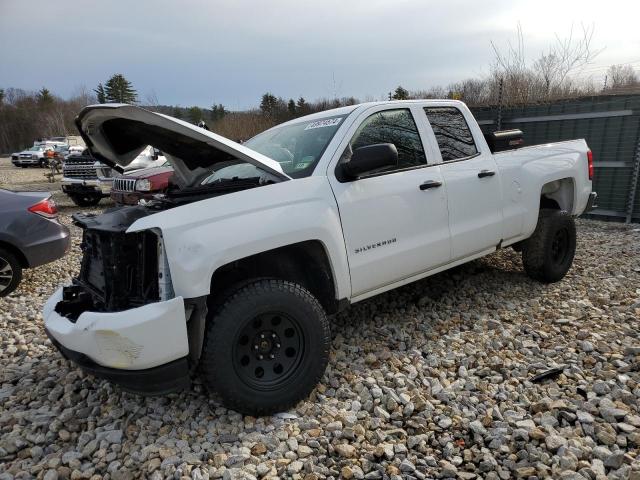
[211,103,226,122]
[37,87,53,104]
[391,86,409,100]
[287,99,296,115]
[296,97,308,114]
[188,106,203,124]
[0,88,4,105]
[260,93,279,117]
[172,106,183,119]
[104,74,137,103]
[94,83,106,103]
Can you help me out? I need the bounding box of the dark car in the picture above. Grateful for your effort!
[0,189,71,297]
[110,164,174,205]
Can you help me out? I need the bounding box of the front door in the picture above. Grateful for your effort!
[329,108,451,297]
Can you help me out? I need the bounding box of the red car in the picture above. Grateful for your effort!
[110,164,174,205]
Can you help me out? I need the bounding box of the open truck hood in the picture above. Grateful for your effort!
[75,104,291,187]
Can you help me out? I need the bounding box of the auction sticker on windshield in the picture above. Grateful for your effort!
[304,118,342,130]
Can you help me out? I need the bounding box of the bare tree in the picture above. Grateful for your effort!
[490,23,601,104]
[144,90,160,107]
[606,64,639,90]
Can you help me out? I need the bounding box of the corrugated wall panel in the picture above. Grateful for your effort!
[471,94,640,222]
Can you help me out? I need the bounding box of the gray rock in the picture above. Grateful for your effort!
[545,435,568,451]
[604,452,625,469]
[576,411,595,423]
[469,420,487,436]
[43,471,58,480]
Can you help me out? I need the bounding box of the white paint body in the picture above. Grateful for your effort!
[44,100,593,370]
[44,289,188,369]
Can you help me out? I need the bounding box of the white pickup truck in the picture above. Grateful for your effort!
[44,101,596,415]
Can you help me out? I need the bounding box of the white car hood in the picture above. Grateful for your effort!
[75,104,291,185]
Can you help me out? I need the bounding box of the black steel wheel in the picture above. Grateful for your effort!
[522,209,576,283]
[0,248,22,297]
[201,279,330,416]
[233,312,304,390]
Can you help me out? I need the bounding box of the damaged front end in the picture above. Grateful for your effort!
[44,206,194,395]
[56,209,163,318]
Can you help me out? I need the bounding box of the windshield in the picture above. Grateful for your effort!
[28,146,43,151]
[244,114,347,178]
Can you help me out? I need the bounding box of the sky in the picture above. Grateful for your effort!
[1,0,639,110]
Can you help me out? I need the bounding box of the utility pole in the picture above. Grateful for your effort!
[496,77,504,131]
[603,75,608,91]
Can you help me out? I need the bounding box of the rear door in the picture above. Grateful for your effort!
[423,106,503,259]
[328,106,451,297]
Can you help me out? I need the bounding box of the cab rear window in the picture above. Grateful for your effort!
[424,107,478,161]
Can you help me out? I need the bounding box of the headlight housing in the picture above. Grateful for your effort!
[136,179,152,192]
[32,154,38,160]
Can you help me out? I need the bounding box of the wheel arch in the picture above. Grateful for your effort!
[209,240,343,315]
[540,177,575,213]
[0,239,29,268]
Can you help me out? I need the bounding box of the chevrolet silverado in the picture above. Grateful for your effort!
[43,101,597,415]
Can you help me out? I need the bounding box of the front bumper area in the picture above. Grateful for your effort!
[14,158,39,166]
[61,177,112,194]
[110,190,155,205]
[44,287,189,372]
[46,332,190,395]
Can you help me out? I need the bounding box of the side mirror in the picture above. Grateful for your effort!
[342,143,398,179]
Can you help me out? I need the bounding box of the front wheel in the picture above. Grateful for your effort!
[0,248,22,297]
[522,209,576,283]
[200,279,331,416]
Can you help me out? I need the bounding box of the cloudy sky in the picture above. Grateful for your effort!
[1,0,638,110]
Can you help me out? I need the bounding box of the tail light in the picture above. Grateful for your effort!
[28,197,58,218]
[587,150,594,180]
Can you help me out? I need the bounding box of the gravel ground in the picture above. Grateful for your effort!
[1,160,640,480]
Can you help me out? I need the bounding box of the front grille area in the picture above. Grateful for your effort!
[63,156,98,180]
[113,178,137,192]
[77,229,159,312]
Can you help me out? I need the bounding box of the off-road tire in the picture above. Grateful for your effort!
[69,194,101,207]
[522,209,576,283]
[0,248,22,297]
[200,278,331,416]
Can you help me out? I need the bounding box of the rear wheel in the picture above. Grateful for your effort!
[69,193,101,207]
[0,248,22,297]
[522,209,576,283]
[200,279,331,416]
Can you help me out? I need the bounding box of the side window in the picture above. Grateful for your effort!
[344,109,427,174]
[423,107,478,161]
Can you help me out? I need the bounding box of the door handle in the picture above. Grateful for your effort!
[419,180,442,190]
[478,169,496,178]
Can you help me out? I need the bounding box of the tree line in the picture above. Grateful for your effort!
[2,26,639,153]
